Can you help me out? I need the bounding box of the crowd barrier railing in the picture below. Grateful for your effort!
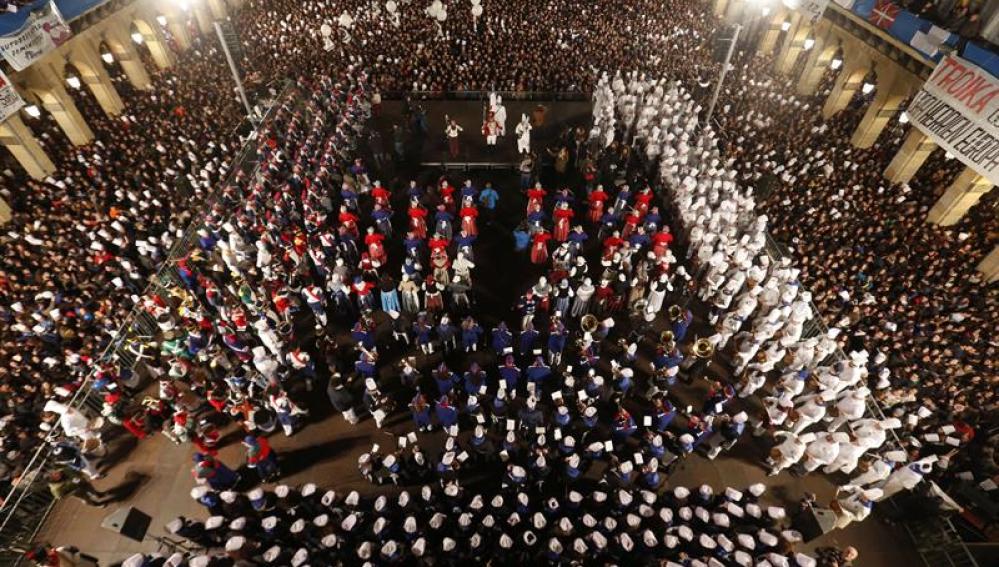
[381,89,589,101]
[763,233,979,567]
[0,80,294,564]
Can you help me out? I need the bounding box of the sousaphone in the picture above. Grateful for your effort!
[692,337,715,359]
[668,305,683,321]
[659,330,675,345]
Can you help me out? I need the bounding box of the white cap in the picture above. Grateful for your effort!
[225,536,246,552]
[165,518,184,534]
[205,516,224,530]
[263,546,282,562]
[678,525,694,541]
[758,530,778,547]
[712,513,730,528]
[781,530,803,543]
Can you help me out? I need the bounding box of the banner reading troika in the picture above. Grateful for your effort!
[0,69,25,123]
[907,54,999,186]
[0,1,72,72]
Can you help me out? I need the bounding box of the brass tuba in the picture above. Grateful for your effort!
[692,338,715,359]
[659,330,675,345]
[668,305,683,321]
[581,314,599,334]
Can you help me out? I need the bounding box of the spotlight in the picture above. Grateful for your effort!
[131,32,144,44]
[66,75,82,90]
[780,20,792,32]
[830,58,842,70]
[25,105,41,118]
[101,51,114,64]
[898,111,909,124]
[861,81,875,95]
[803,38,815,51]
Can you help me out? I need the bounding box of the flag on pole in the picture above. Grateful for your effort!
[869,0,901,29]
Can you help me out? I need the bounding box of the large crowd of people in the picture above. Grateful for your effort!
[0,0,994,564]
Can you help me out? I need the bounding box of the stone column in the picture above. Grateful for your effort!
[165,11,193,51]
[207,0,227,19]
[0,113,57,179]
[822,57,869,118]
[884,129,936,184]
[25,63,94,146]
[795,31,831,95]
[193,3,215,34]
[136,15,176,69]
[850,73,910,148]
[714,0,729,18]
[0,195,9,224]
[71,37,125,117]
[105,26,152,90]
[774,13,808,75]
[758,9,789,55]
[926,167,994,226]
[976,246,999,283]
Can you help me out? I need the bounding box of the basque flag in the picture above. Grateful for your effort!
[869,0,901,29]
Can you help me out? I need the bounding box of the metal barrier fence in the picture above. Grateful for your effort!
[0,80,295,565]
[382,90,589,101]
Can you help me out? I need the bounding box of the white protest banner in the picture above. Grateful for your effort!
[0,69,25,123]
[907,54,999,186]
[0,1,73,71]
[783,0,830,23]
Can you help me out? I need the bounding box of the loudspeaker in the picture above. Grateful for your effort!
[102,506,152,542]
[795,506,839,541]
